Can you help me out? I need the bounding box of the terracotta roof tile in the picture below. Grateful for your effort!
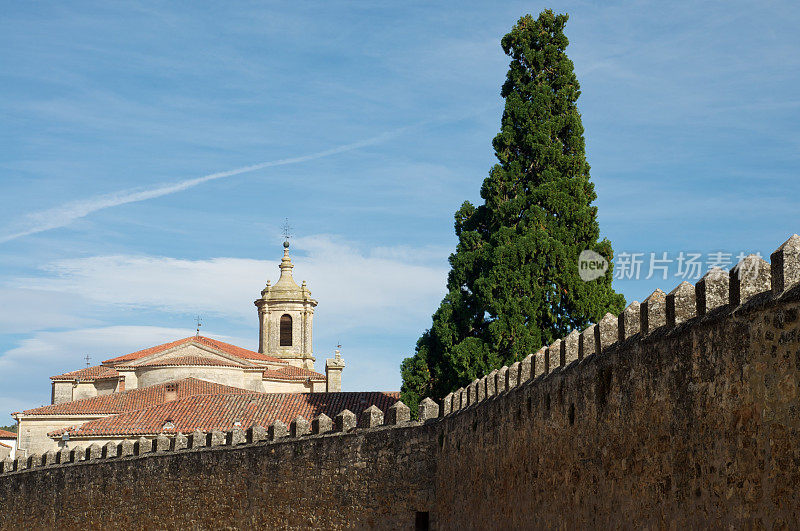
[20,378,252,416]
[50,365,120,381]
[262,365,326,381]
[0,442,10,449]
[0,429,15,438]
[102,336,286,365]
[137,355,247,368]
[51,391,400,437]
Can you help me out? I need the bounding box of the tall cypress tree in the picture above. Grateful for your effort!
[401,10,624,412]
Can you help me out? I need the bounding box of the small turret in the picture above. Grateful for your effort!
[325,345,345,392]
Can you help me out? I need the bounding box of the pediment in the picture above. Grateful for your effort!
[121,341,260,368]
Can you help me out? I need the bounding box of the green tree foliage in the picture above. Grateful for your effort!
[401,10,624,414]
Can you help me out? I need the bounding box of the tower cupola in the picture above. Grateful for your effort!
[255,241,317,369]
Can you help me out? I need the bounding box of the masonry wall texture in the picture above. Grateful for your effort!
[434,288,800,528]
[0,424,438,530]
[2,236,800,529]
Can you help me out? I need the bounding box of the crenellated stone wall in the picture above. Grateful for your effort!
[2,235,800,529]
[0,409,439,530]
[433,236,800,528]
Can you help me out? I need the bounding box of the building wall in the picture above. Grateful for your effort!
[260,379,311,393]
[0,439,15,460]
[135,365,245,389]
[0,445,9,460]
[53,379,119,405]
[73,381,99,401]
[118,369,138,391]
[95,379,119,396]
[15,415,106,456]
[51,382,73,405]
[243,371,268,392]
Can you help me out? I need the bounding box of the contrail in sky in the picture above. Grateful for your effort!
[0,119,445,244]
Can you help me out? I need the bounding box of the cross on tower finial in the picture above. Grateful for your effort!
[84,354,91,368]
[282,218,292,245]
[195,315,203,338]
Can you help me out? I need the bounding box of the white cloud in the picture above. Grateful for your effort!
[23,255,263,319]
[0,326,194,372]
[13,235,449,334]
[0,288,96,334]
[293,235,449,330]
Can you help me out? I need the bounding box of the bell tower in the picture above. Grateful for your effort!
[254,241,317,369]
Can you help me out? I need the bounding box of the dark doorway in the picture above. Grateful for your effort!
[415,511,429,531]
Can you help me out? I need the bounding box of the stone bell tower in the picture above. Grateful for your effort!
[254,241,317,369]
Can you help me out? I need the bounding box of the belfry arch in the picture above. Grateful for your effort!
[280,314,292,346]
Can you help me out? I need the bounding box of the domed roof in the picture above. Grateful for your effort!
[259,242,316,304]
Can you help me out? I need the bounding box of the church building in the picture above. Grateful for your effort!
[12,242,396,456]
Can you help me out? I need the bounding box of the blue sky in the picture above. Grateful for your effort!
[2,1,799,417]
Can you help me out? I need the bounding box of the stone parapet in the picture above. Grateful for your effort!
[3,234,800,528]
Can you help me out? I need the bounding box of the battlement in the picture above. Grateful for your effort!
[441,234,800,418]
[0,397,443,475]
[2,234,800,528]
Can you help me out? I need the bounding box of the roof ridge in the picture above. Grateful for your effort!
[102,336,286,365]
[137,354,251,368]
[263,365,326,381]
[16,377,254,416]
[50,364,120,381]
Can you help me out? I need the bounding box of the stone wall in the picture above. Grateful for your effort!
[16,414,105,456]
[51,381,73,405]
[435,285,800,528]
[0,422,438,530]
[2,235,800,529]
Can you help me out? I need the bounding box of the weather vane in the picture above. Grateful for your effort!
[84,354,91,368]
[195,315,203,338]
[282,218,292,245]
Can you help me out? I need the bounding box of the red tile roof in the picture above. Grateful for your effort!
[0,442,10,449]
[50,391,401,437]
[102,336,286,365]
[263,365,325,381]
[19,378,253,416]
[51,365,120,381]
[137,355,247,368]
[0,429,15,439]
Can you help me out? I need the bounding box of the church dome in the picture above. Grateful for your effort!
[260,242,314,302]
